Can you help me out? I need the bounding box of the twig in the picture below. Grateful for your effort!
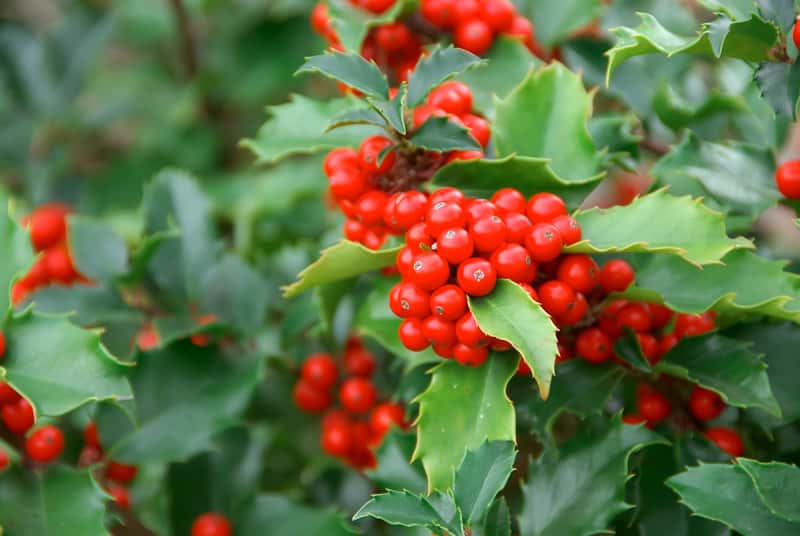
[166,0,198,78]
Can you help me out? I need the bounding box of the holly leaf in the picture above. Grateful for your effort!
[613,330,652,373]
[431,155,603,210]
[493,63,601,183]
[68,215,129,281]
[756,0,795,32]
[106,343,263,464]
[283,241,401,298]
[0,195,34,315]
[667,463,800,535]
[0,310,132,416]
[653,84,748,131]
[354,490,463,535]
[606,12,779,82]
[240,494,358,536]
[414,356,517,492]
[468,279,558,399]
[367,429,427,494]
[737,459,800,522]
[241,95,377,165]
[755,61,800,119]
[656,334,779,416]
[410,116,482,152]
[200,255,270,335]
[327,0,412,52]
[327,107,387,132]
[566,190,753,266]
[368,83,407,134]
[0,466,108,536]
[296,51,389,100]
[484,497,512,536]
[453,440,516,526]
[520,0,603,46]
[407,47,483,106]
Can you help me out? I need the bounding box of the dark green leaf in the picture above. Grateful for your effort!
[755,61,800,119]
[296,51,389,100]
[613,330,652,373]
[0,195,34,315]
[369,84,406,134]
[240,494,357,536]
[200,255,269,334]
[407,47,483,106]
[327,107,386,132]
[454,440,516,526]
[484,497,512,536]
[67,215,128,280]
[737,458,800,522]
[410,116,482,152]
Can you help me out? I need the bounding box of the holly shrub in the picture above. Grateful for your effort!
[3,0,800,535]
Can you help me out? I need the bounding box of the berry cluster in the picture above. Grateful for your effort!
[292,336,407,469]
[0,382,65,466]
[80,421,139,511]
[324,81,488,250]
[12,203,85,304]
[390,188,584,365]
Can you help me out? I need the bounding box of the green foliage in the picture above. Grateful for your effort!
[410,116,482,152]
[0,196,34,315]
[407,47,483,106]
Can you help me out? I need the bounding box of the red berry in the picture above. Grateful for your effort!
[622,414,646,425]
[25,425,64,463]
[107,460,138,484]
[432,343,455,358]
[505,15,534,46]
[44,243,78,284]
[406,223,434,251]
[84,421,101,448]
[647,303,673,329]
[328,166,368,201]
[427,201,467,237]
[409,252,450,291]
[107,484,130,510]
[1,398,34,435]
[689,386,725,421]
[375,22,414,52]
[558,292,588,326]
[421,0,457,28]
[448,150,483,161]
[344,347,376,377]
[556,255,599,294]
[389,281,430,319]
[537,280,576,318]
[324,147,359,175]
[430,285,468,320]
[502,212,533,244]
[527,193,566,223]
[599,259,635,293]
[344,219,367,242]
[575,328,612,364]
[399,318,430,351]
[518,282,539,302]
[550,215,581,245]
[491,188,526,214]
[339,378,377,413]
[453,343,489,366]
[453,0,480,24]
[387,191,428,230]
[311,3,331,36]
[370,402,406,439]
[525,223,563,262]
[422,315,457,346]
[322,420,352,456]
[490,243,536,283]
[191,513,232,536]
[26,203,69,252]
[301,353,338,390]
[428,81,473,117]
[462,114,490,147]
[464,199,499,225]
[359,0,396,14]
[480,0,516,32]
[396,246,415,278]
[674,312,715,338]
[469,215,506,253]
[437,228,474,264]
[454,19,494,55]
[637,389,671,425]
[293,379,332,413]
[0,448,8,471]
[659,333,679,354]
[616,303,652,333]
[706,427,743,457]
[794,18,800,56]
[455,312,489,346]
[0,382,21,405]
[359,135,396,175]
[457,258,497,296]
[637,333,661,364]
[776,159,800,199]
[356,191,389,225]
[430,187,465,206]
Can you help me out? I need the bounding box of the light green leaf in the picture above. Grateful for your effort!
[493,63,601,183]
[566,190,753,266]
[283,241,401,298]
[67,215,129,281]
[296,51,389,100]
[240,494,358,536]
[737,459,800,522]
[0,196,34,315]
[410,116,482,152]
[407,47,483,106]
[354,490,462,534]
[469,279,558,399]
[519,0,603,46]
[414,356,517,492]
[454,440,516,526]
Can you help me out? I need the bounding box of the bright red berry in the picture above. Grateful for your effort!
[550,215,581,245]
[107,484,130,510]
[323,147,359,175]
[406,223,434,251]
[409,252,450,291]
[432,343,455,358]
[25,425,64,463]
[311,2,331,36]
[776,160,800,198]
[428,81,473,116]
[616,303,653,333]
[674,312,715,338]
[301,353,339,390]
[339,378,377,413]
[399,318,430,351]
[794,17,800,55]
[386,191,428,230]
[706,427,743,457]
[344,219,367,242]
[26,203,69,252]
[659,333,679,354]
[427,201,467,237]
[575,328,612,364]
[191,513,232,536]
[422,315,457,346]
[359,0,396,14]
[637,333,661,364]
[622,414,646,425]
[421,0,457,28]
[600,259,635,293]
[356,191,389,225]
[344,347,376,377]
[328,166,368,201]
[480,0,516,32]
[429,187,465,206]
[448,150,483,162]
[293,379,332,413]
[457,258,497,296]
[390,282,430,319]
[527,193,566,223]
[470,216,506,253]
[462,114,490,147]
[1,397,34,435]
[455,312,489,347]
[689,386,725,421]
[453,343,489,366]
[0,382,21,405]
[505,15,534,46]
[558,291,588,325]
[375,22,414,52]
[107,460,138,484]
[454,19,494,55]
[430,285,468,320]
[437,228,474,265]
[537,280,576,318]
[491,188,526,214]
[647,303,673,329]
[490,243,536,283]
[84,421,101,448]
[322,420,352,457]
[370,402,406,439]
[502,212,533,244]
[464,199,498,224]
[556,255,599,294]
[525,223,563,262]
[0,448,8,471]
[637,389,671,425]
[44,243,78,284]
[359,135,396,175]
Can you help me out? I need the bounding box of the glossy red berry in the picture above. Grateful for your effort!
[0,448,8,471]
[550,215,581,245]
[616,303,652,333]
[26,203,69,252]
[26,425,64,463]
[480,0,516,32]
[1,398,34,435]
[360,0,396,14]
[293,379,332,413]
[794,17,800,54]
[453,343,489,367]
[454,19,494,55]
[490,243,535,283]
[107,484,130,510]
[706,427,743,457]
[84,421,101,448]
[428,81,473,116]
[637,333,661,364]
[422,315,457,346]
[491,188,526,214]
[409,252,450,291]
[470,216,506,253]
[0,382,21,405]
[527,193,567,223]
[575,328,612,364]
[339,378,377,413]
[359,135,396,175]
[322,421,352,457]
[600,259,635,293]
[399,318,430,351]
[356,191,389,225]
[558,291,588,325]
[406,223,434,251]
[389,282,430,318]
[464,199,498,224]
[301,353,338,390]
[505,15,534,46]
[448,150,484,162]
[457,258,497,296]
[637,389,671,425]
[427,201,467,237]
[430,285,468,320]
[344,347,376,378]
[191,513,232,536]
[311,2,331,35]
[776,160,800,198]
[502,212,533,244]
[107,460,138,483]
[525,223,563,262]
[370,402,406,438]
[344,219,366,242]
[328,166,368,201]
[437,228,474,265]
[556,255,599,294]
[622,414,646,425]
[387,191,428,230]
[537,280,576,318]
[324,147,359,175]
[455,312,489,346]
[44,243,78,284]
[375,22,414,52]
[429,187,465,206]
[462,114,490,147]
[689,386,725,421]
[421,0,457,28]
[647,303,673,329]
[659,333,679,354]
[674,312,715,338]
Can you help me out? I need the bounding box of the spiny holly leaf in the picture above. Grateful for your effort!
[518,417,666,536]
[430,155,603,210]
[327,0,413,52]
[413,355,517,491]
[368,83,406,134]
[613,330,652,373]
[655,333,780,416]
[0,310,132,416]
[520,0,603,46]
[524,360,626,449]
[354,490,462,534]
[468,279,558,399]
[737,459,800,522]
[410,116,482,152]
[624,249,800,321]
[241,95,376,165]
[493,63,602,183]
[296,51,389,100]
[239,494,358,536]
[107,343,263,464]
[653,84,747,130]
[0,466,108,536]
[327,107,386,132]
[566,190,753,266]
[756,0,795,32]
[651,133,779,222]
[606,12,779,82]
[484,497,512,536]
[407,47,483,106]
[68,215,128,281]
[283,241,401,298]
[0,195,34,315]
[755,61,800,119]
[666,463,800,535]
[367,429,427,494]
[453,440,516,526]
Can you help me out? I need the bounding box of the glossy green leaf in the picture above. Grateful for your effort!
[656,334,780,416]
[469,279,558,399]
[737,459,800,522]
[368,84,406,134]
[430,155,603,210]
[653,84,747,130]
[296,51,389,100]
[414,356,518,491]
[613,330,652,373]
[240,494,358,536]
[493,63,601,183]
[241,95,376,165]
[667,463,800,535]
[367,429,427,494]
[0,196,34,315]
[454,440,516,526]
[484,497,512,536]
[0,466,108,536]
[410,116,482,152]
[518,417,666,536]
[283,241,401,298]
[200,255,269,334]
[67,215,128,280]
[520,0,603,46]
[407,47,483,106]
[755,61,800,119]
[567,190,753,266]
[354,490,462,534]
[1,310,132,416]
